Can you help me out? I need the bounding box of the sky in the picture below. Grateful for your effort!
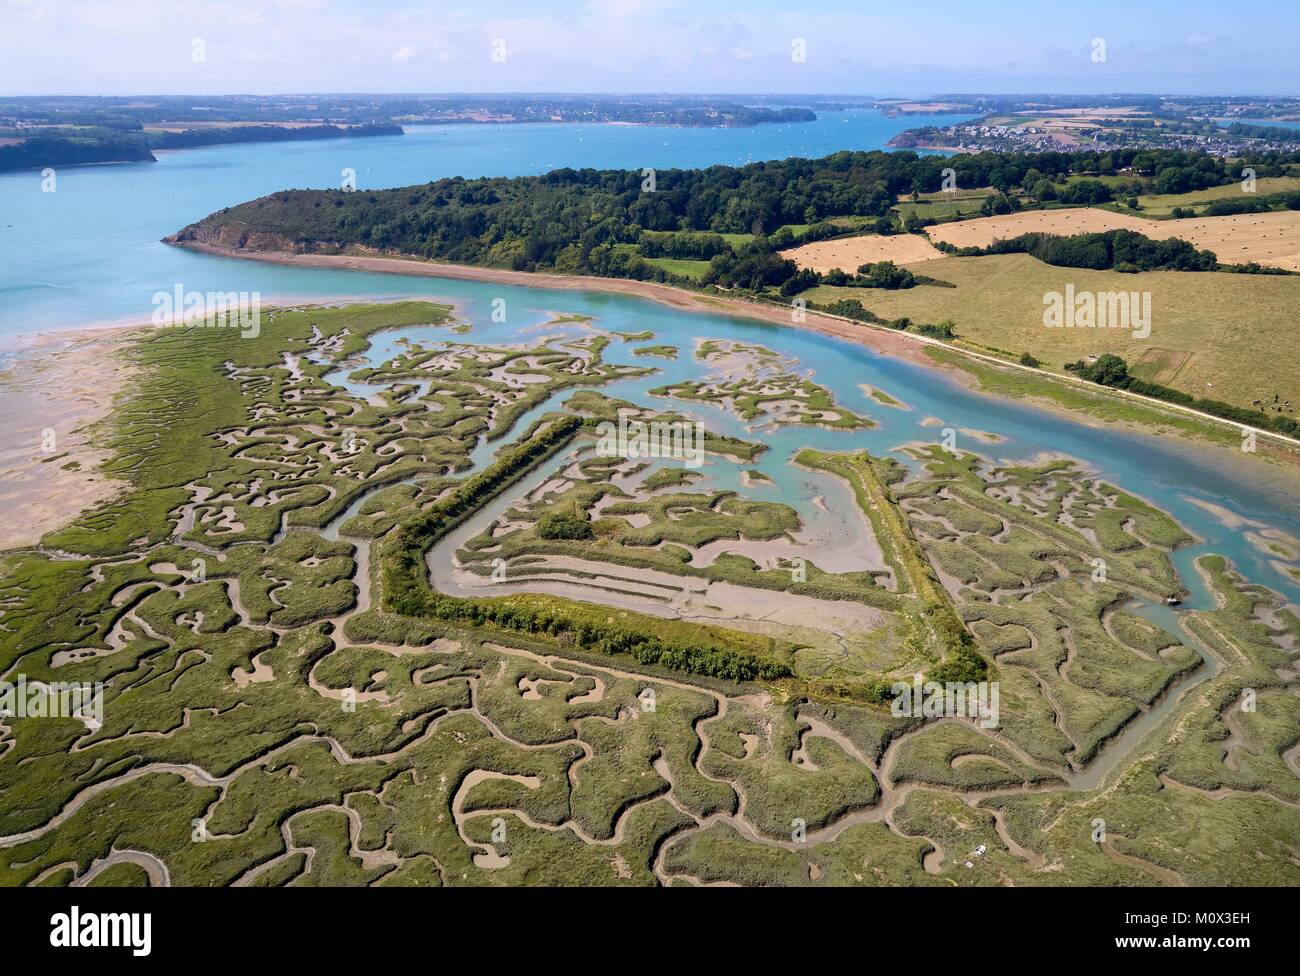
[2,0,1297,97]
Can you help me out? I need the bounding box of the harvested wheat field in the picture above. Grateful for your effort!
[784,232,944,272]
[926,208,1150,248]
[927,206,1300,270]
[1162,210,1300,271]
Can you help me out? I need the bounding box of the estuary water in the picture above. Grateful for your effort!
[320,284,1300,612]
[0,108,970,337]
[0,106,1296,612]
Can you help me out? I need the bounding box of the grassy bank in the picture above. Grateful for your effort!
[802,253,1300,413]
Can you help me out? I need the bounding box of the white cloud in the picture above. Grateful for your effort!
[0,1,1293,96]
[584,0,664,20]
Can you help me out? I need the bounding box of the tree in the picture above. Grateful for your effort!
[856,260,915,289]
[779,268,820,296]
[980,191,1016,215]
[1066,353,1130,387]
[1057,179,1112,205]
[917,319,956,339]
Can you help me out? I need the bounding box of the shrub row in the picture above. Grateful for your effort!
[380,415,793,682]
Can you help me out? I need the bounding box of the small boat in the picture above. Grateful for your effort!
[1164,596,1182,606]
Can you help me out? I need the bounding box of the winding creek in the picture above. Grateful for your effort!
[2,113,1297,882]
[303,293,1293,802]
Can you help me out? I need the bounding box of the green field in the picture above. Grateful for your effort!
[892,196,987,222]
[1135,176,1300,216]
[803,252,1300,411]
[641,256,712,280]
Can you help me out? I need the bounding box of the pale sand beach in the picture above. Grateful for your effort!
[0,327,139,550]
[167,242,933,365]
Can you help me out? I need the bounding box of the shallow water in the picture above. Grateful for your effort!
[325,289,1300,613]
[0,108,970,339]
[2,105,1296,612]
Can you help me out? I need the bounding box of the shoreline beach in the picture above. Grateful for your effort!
[164,241,934,363]
[0,326,138,550]
[4,244,1298,552]
[165,241,1300,456]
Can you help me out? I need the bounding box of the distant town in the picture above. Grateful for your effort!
[888,95,1300,154]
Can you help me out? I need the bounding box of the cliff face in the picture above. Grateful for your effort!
[165,221,310,254]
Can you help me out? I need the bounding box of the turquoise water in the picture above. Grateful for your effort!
[0,109,970,337]
[1218,117,1300,130]
[323,286,1300,610]
[0,106,1296,610]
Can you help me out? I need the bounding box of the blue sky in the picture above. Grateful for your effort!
[2,0,1297,96]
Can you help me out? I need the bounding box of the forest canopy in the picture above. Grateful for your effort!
[174,147,1264,283]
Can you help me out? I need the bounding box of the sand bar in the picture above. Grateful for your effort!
[0,327,139,550]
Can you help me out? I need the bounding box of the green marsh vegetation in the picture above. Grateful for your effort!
[2,301,1295,887]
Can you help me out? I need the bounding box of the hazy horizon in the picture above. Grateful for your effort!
[3,0,1297,98]
[3,90,1296,100]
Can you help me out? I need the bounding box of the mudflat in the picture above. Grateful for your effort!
[0,327,137,550]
